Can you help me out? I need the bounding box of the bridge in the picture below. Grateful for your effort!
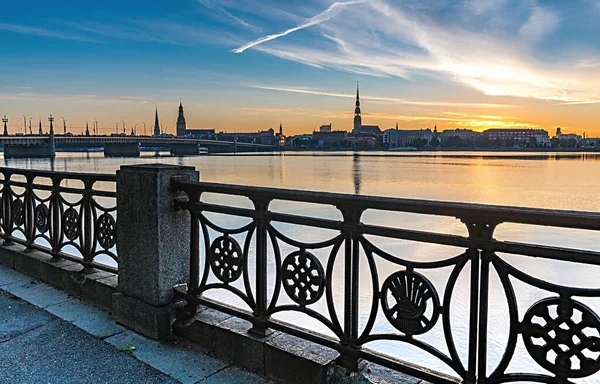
[0,135,276,158]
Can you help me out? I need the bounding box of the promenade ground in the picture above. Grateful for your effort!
[0,264,272,384]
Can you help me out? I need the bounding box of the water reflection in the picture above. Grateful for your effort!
[353,153,361,195]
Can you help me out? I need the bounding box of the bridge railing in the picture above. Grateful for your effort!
[0,167,117,273]
[172,179,600,384]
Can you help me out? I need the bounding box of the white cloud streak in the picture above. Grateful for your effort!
[197,0,260,32]
[233,0,368,53]
[0,23,103,43]
[0,92,148,104]
[250,84,515,108]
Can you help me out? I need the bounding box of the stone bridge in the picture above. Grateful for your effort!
[0,135,276,158]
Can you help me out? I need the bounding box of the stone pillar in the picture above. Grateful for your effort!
[113,164,199,339]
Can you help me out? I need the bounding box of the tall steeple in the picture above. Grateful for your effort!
[39,119,43,135]
[395,122,398,130]
[85,122,90,136]
[153,108,160,136]
[353,82,362,133]
[279,122,283,136]
[176,100,187,137]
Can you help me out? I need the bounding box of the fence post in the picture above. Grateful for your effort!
[336,205,364,372]
[249,196,271,336]
[114,164,199,340]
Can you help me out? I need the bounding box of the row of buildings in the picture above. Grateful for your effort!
[153,102,285,146]
[285,85,591,149]
[158,86,591,150]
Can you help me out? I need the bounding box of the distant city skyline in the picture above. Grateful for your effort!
[1,0,599,135]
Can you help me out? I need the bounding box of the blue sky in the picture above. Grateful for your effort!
[1,0,599,135]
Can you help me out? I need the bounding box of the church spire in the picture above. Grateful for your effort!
[353,81,362,133]
[85,122,89,136]
[396,122,398,130]
[153,108,160,136]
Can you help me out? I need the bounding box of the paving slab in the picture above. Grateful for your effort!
[106,330,229,384]
[2,280,70,308]
[0,320,179,384]
[0,267,29,287]
[46,298,126,338]
[0,291,53,342]
[199,366,273,384]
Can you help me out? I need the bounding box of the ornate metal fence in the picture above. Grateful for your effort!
[0,167,117,273]
[173,179,600,384]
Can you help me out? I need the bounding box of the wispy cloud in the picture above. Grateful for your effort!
[233,0,368,53]
[230,1,600,104]
[518,6,560,42]
[197,0,260,32]
[0,92,148,104]
[249,84,516,108]
[0,23,103,43]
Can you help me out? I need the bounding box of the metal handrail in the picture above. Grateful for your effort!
[173,179,600,384]
[0,167,117,273]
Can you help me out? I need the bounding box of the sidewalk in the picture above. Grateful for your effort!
[0,265,272,384]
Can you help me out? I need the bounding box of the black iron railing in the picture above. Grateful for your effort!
[0,167,117,273]
[172,180,600,384]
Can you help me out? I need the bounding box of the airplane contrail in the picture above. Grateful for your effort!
[232,0,368,53]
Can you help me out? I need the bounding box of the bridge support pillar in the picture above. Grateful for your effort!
[170,143,199,156]
[4,143,55,158]
[114,164,199,339]
[104,143,140,157]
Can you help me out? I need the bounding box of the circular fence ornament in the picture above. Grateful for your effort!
[63,208,79,241]
[12,199,24,226]
[35,204,49,233]
[96,213,116,249]
[381,270,440,336]
[208,236,243,283]
[522,297,600,378]
[281,251,325,306]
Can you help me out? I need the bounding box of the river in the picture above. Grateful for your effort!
[4,151,600,382]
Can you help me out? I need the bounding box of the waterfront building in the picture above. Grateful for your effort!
[276,123,286,147]
[319,124,332,133]
[351,84,381,136]
[287,133,313,148]
[218,128,276,145]
[176,102,187,136]
[555,127,582,142]
[186,129,215,138]
[533,134,551,147]
[383,124,434,147]
[312,130,348,148]
[439,128,481,143]
[483,128,549,144]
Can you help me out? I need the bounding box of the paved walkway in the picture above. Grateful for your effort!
[0,265,272,384]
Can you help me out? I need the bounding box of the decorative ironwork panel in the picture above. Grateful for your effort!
[281,250,325,306]
[35,204,48,233]
[63,208,79,241]
[522,298,600,378]
[381,270,440,336]
[208,235,243,284]
[12,198,24,226]
[96,213,116,249]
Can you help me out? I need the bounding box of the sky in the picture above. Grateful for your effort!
[0,0,599,136]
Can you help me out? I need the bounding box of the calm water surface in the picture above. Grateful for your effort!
[5,151,600,382]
